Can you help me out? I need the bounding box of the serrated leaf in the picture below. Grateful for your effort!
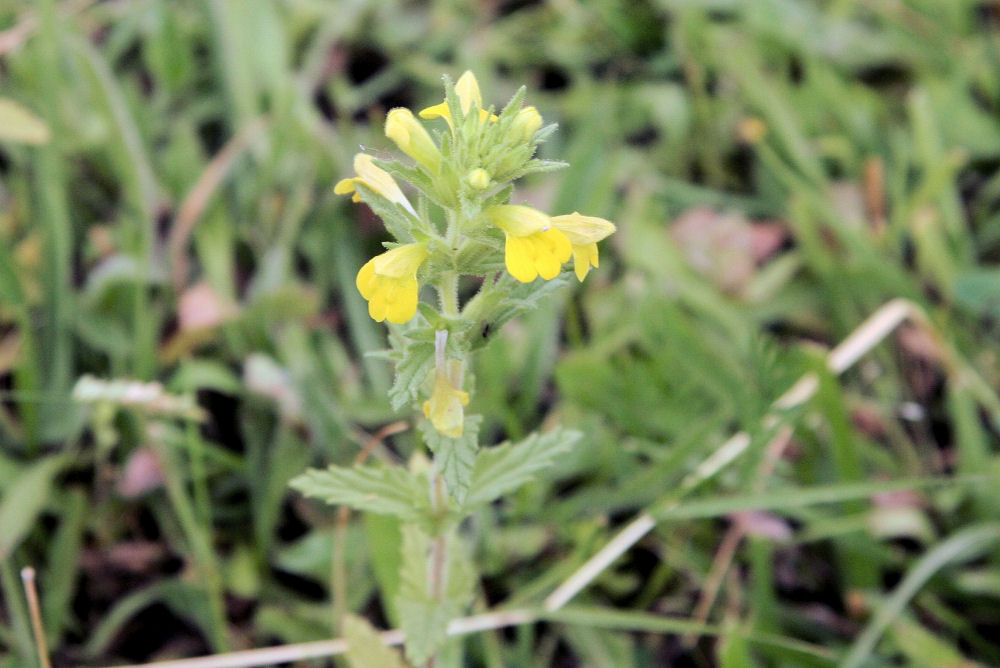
[395,525,475,665]
[464,428,580,511]
[352,181,416,243]
[396,525,449,663]
[419,416,482,504]
[290,463,430,522]
[379,159,451,211]
[388,339,434,410]
[464,274,571,351]
[343,614,407,668]
[0,98,51,145]
[365,512,404,625]
[442,531,476,606]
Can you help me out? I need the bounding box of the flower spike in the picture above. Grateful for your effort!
[487,205,571,283]
[356,243,428,324]
[550,213,616,281]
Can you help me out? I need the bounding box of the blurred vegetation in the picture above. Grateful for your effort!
[1,0,1000,666]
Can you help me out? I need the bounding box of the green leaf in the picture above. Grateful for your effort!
[0,98,51,144]
[0,454,71,560]
[290,463,431,522]
[420,416,482,504]
[954,269,1000,319]
[464,428,581,511]
[343,614,407,668]
[386,339,434,411]
[719,630,763,668]
[83,580,214,658]
[396,525,453,664]
[841,522,1000,668]
[352,181,418,243]
[365,513,404,625]
[42,488,87,644]
[395,525,475,665]
[888,614,969,668]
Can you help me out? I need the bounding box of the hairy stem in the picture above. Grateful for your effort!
[425,470,448,668]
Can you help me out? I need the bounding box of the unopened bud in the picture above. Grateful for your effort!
[511,106,543,143]
[467,168,491,190]
[385,108,441,171]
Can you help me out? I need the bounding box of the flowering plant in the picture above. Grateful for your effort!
[291,72,614,664]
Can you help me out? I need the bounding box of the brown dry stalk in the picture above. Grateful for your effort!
[168,117,268,291]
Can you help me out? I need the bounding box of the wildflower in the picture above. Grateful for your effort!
[385,108,441,170]
[486,205,571,283]
[550,213,616,281]
[420,70,496,127]
[423,363,470,437]
[510,106,543,143]
[356,242,428,324]
[423,331,470,437]
[334,153,416,215]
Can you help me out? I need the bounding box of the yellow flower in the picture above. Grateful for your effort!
[334,153,416,215]
[420,70,497,127]
[385,108,441,170]
[356,243,428,324]
[422,360,470,438]
[550,212,617,281]
[486,205,571,283]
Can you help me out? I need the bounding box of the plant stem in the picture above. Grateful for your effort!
[438,272,460,318]
[426,470,448,668]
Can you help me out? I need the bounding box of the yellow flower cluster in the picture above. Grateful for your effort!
[335,71,616,326]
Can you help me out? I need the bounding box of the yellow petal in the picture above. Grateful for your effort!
[550,212,616,245]
[455,71,483,113]
[385,277,419,324]
[353,154,414,212]
[356,257,378,299]
[372,242,429,278]
[535,229,570,280]
[334,177,357,195]
[419,101,451,122]
[572,243,599,281]
[487,205,550,237]
[367,286,388,322]
[504,235,538,282]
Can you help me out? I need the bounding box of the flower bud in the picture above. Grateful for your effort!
[467,168,491,190]
[385,108,441,171]
[510,106,542,144]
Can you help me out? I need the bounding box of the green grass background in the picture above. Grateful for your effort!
[2,0,1000,666]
